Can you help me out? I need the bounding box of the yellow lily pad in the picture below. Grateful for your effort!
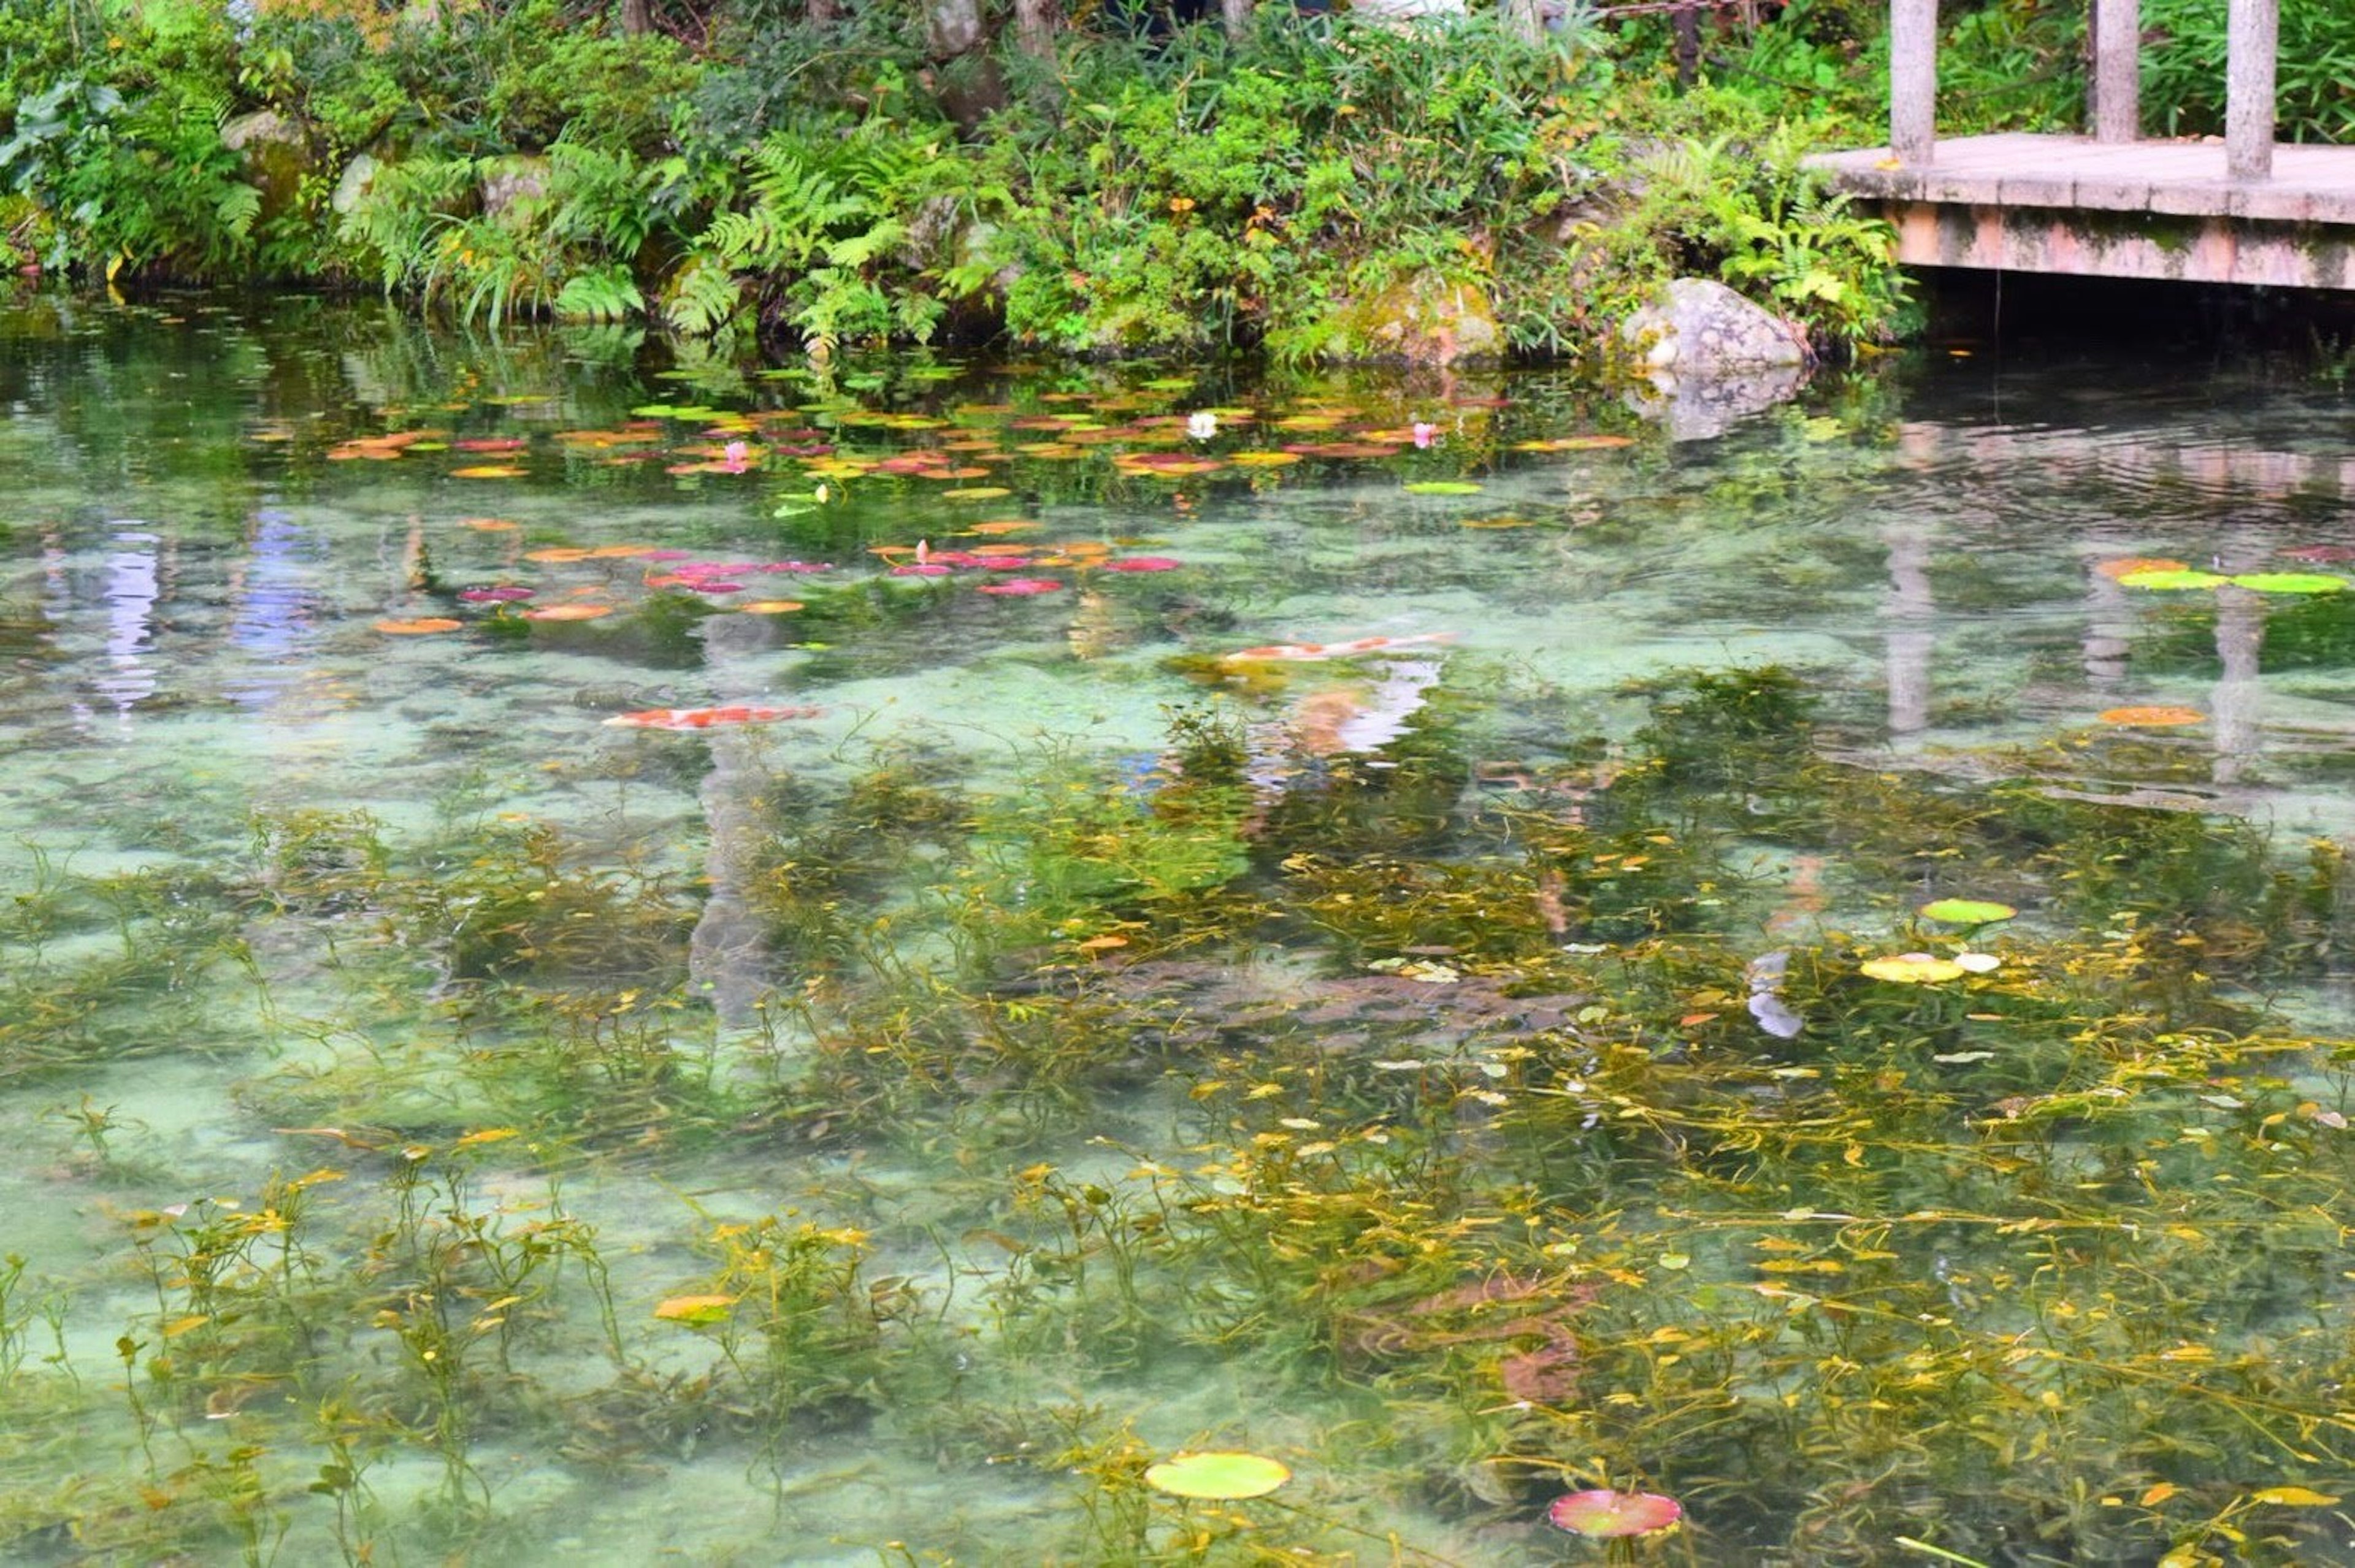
[653,1295,736,1325]
[1859,954,1967,984]
[1143,1451,1290,1500]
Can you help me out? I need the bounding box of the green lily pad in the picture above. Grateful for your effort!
[1404,481,1484,495]
[1143,1451,1291,1500]
[2229,572,2348,594]
[2117,568,2229,590]
[1919,898,2017,925]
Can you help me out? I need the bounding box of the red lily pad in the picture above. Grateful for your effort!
[1547,1491,1683,1538]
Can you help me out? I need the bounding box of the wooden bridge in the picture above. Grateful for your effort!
[1806,0,2355,290]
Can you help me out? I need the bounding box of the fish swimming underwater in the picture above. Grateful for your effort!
[604,705,822,731]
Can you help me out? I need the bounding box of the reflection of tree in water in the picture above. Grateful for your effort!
[687,607,789,1028]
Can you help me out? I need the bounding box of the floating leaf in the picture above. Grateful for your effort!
[2228,572,2346,594]
[2250,1486,2340,1506]
[1404,480,1484,495]
[652,1295,735,1325]
[738,600,806,614]
[941,486,1012,500]
[1859,954,1967,984]
[450,464,527,479]
[2097,706,2204,727]
[1143,1451,1291,1501]
[2116,568,2227,590]
[373,618,463,635]
[1919,898,2016,925]
[1547,1491,1683,1538]
[1953,952,2002,974]
[522,604,613,622]
[2094,556,2188,580]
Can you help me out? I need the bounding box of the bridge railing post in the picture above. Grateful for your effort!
[1891,0,1937,166]
[2226,0,2276,180]
[2089,0,2139,142]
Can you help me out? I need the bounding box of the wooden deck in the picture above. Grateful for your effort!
[1807,133,2355,290]
[1810,132,2355,223]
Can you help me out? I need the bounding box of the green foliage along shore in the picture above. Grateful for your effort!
[0,0,1936,359]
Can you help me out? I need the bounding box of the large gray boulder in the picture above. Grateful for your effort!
[480,156,551,224]
[330,152,380,218]
[1331,272,1502,366]
[1620,277,1807,374]
[221,110,315,223]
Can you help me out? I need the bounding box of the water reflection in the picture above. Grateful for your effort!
[224,505,331,707]
[93,524,160,719]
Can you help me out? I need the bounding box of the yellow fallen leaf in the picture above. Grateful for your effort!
[653,1295,736,1325]
[2250,1486,2340,1506]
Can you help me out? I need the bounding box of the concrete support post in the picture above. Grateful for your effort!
[2226,0,2276,181]
[1891,0,1937,165]
[2089,0,2139,143]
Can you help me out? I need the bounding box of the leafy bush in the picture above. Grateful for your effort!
[0,0,1912,353]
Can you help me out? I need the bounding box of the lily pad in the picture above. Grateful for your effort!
[2228,572,2347,594]
[2097,705,2204,727]
[1403,480,1484,495]
[1859,954,1967,984]
[2116,568,2228,591]
[652,1295,735,1325]
[1143,1451,1291,1501]
[1547,1490,1683,1538]
[1919,898,2017,925]
[2095,556,2188,580]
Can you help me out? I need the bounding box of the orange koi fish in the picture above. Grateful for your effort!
[1221,632,1458,664]
[604,705,822,731]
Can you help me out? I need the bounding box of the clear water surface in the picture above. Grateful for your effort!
[7,294,2355,1566]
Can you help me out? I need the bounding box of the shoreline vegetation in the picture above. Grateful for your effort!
[0,0,1937,364]
[13,0,2355,365]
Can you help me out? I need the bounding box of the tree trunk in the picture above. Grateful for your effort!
[1221,0,1252,40]
[1672,1,1701,84]
[620,0,652,35]
[809,0,840,22]
[1015,0,1059,61]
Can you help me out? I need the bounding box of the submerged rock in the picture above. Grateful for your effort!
[1624,359,1809,442]
[1619,280,1811,439]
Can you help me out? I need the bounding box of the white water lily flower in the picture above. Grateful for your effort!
[1185,410,1218,440]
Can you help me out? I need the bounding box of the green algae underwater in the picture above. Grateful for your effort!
[9,297,2355,1565]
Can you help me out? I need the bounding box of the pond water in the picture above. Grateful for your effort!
[7,294,2355,1566]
